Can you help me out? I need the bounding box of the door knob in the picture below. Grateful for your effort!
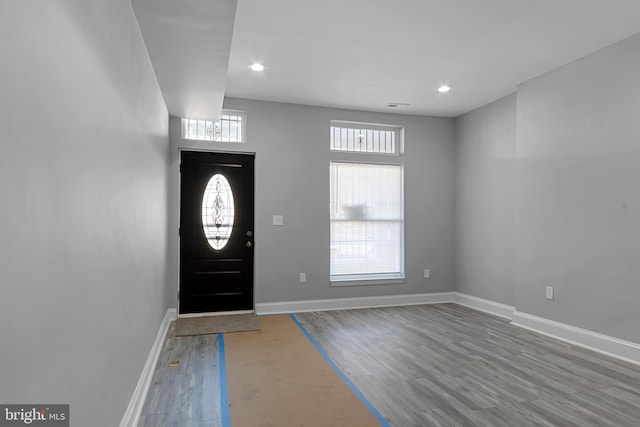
[246,241,253,248]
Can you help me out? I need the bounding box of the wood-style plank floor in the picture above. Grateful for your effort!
[138,323,223,427]
[296,304,640,427]
[140,304,640,426]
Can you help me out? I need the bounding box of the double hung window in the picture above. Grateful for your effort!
[329,121,404,284]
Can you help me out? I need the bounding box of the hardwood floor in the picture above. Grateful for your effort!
[140,304,640,426]
[295,304,640,427]
[138,323,223,427]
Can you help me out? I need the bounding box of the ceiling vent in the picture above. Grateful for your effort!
[386,103,410,109]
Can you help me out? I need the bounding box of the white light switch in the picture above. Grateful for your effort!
[546,286,554,300]
[272,215,284,226]
[299,273,306,283]
[424,269,430,279]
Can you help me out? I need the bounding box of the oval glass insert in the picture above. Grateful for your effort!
[201,174,235,250]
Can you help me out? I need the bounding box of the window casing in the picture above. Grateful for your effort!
[330,120,405,285]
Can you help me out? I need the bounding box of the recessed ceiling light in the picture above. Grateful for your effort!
[249,63,265,71]
[438,85,451,93]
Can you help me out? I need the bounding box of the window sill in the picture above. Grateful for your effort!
[330,275,405,287]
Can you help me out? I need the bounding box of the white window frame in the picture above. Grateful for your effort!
[329,120,406,286]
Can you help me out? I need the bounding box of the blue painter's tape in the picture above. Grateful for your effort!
[218,334,232,427]
[289,314,391,427]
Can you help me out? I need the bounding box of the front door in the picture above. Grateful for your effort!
[180,151,255,314]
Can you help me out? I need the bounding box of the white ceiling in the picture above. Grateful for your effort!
[136,0,640,119]
[132,0,237,119]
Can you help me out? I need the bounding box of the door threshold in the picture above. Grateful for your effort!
[178,309,254,318]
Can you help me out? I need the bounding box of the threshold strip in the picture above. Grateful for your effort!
[289,313,391,427]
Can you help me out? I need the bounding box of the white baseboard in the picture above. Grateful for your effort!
[511,311,640,366]
[452,292,515,320]
[120,308,177,427]
[255,292,453,315]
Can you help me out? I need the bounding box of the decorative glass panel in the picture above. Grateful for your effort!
[201,174,235,250]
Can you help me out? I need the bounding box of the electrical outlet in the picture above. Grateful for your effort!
[424,269,430,279]
[545,286,554,300]
[273,215,284,226]
[299,273,306,283]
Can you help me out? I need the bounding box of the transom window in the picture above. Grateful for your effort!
[181,110,246,142]
[330,120,401,154]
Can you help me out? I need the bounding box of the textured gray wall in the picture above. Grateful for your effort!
[168,98,456,307]
[516,33,640,343]
[0,2,170,426]
[454,94,517,306]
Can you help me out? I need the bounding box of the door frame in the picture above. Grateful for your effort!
[177,148,256,315]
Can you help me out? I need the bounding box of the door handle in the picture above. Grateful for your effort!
[246,241,253,248]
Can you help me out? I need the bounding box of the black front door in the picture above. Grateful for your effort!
[179,151,255,314]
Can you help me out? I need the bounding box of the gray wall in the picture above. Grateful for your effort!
[454,95,517,306]
[168,98,455,307]
[454,32,640,345]
[0,2,170,426]
[516,33,640,343]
